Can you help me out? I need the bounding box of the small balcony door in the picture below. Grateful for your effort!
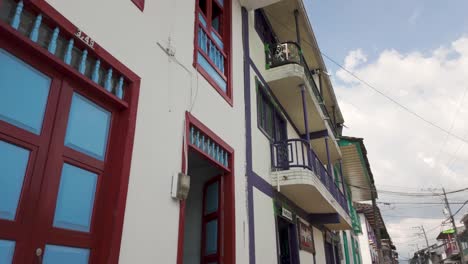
[201,176,222,264]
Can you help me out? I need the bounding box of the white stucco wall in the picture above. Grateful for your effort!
[358,214,373,264]
[253,188,278,264]
[43,0,248,263]
[341,230,360,264]
[313,227,326,264]
[300,250,314,264]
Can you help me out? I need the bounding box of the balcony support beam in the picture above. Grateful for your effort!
[300,84,311,167]
[309,213,340,224]
[325,136,333,178]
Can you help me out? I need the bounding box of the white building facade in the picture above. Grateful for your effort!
[0,0,374,263]
[0,0,247,263]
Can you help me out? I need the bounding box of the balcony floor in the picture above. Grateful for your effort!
[264,63,341,163]
[272,168,352,230]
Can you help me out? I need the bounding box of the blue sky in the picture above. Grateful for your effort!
[304,1,468,261]
[307,0,468,66]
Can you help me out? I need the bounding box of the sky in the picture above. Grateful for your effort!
[305,0,468,262]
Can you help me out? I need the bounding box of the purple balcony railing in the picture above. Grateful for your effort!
[271,139,349,214]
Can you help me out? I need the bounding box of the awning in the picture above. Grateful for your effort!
[339,137,375,202]
[437,229,455,240]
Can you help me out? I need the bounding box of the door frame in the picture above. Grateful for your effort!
[276,216,300,264]
[177,112,236,264]
[0,0,141,261]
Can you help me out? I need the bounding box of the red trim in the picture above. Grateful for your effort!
[131,0,145,11]
[196,64,233,106]
[29,0,140,82]
[188,143,231,172]
[186,113,234,153]
[201,176,222,264]
[176,112,236,264]
[0,1,140,262]
[193,0,233,106]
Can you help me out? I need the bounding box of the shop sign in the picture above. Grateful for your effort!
[298,220,315,254]
[282,207,293,221]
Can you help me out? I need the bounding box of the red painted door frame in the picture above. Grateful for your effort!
[201,175,222,264]
[177,112,236,264]
[0,1,141,262]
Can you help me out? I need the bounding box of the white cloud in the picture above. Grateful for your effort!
[334,36,468,259]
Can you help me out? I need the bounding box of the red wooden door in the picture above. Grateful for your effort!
[201,176,223,264]
[0,38,116,264]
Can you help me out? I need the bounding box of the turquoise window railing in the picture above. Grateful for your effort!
[190,125,229,168]
[196,12,227,93]
[0,0,128,99]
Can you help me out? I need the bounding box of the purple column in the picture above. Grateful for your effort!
[325,136,332,175]
[300,84,311,167]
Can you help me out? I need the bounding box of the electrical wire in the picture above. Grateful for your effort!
[263,10,468,144]
[433,84,468,164]
[348,183,468,197]
[320,52,468,145]
[378,202,466,205]
[452,199,468,217]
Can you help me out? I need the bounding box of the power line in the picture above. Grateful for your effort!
[263,9,468,144]
[452,199,468,217]
[433,84,468,164]
[381,214,444,219]
[348,183,468,197]
[320,52,468,145]
[378,202,466,205]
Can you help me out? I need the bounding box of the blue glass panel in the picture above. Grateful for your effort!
[197,52,227,92]
[204,181,219,215]
[205,219,218,255]
[0,240,15,264]
[0,49,51,134]
[43,245,89,264]
[64,93,111,160]
[0,140,30,221]
[210,30,224,49]
[53,164,97,232]
[199,13,207,27]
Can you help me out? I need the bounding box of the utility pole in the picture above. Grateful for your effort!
[413,225,430,248]
[442,187,465,263]
[371,183,384,263]
[421,225,429,249]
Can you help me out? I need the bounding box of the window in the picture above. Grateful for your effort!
[194,0,231,104]
[131,0,145,11]
[0,0,140,262]
[257,83,286,142]
[255,9,277,45]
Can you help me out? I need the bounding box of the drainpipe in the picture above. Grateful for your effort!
[294,9,301,47]
[300,84,311,167]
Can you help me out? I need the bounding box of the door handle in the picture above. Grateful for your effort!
[36,248,43,264]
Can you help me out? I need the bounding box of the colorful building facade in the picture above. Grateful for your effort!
[0,0,393,263]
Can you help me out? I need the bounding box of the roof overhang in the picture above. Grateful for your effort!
[262,0,344,126]
[339,137,375,201]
